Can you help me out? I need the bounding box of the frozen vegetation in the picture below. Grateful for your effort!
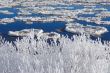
[0,0,110,73]
[0,33,110,73]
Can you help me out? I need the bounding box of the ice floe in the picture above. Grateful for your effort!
[65,23,108,36]
[8,29,43,37]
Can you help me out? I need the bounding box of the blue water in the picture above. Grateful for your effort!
[78,14,96,17]
[95,4,110,11]
[102,17,110,21]
[0,7,19,18]
[0,21,69,41]
[76,19,110,41]
[0,4,110,41]
[31,13,55,17]
[1,19,110,41]
[0,21,66,34]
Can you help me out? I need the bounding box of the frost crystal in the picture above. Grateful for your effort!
[0,34,109,73]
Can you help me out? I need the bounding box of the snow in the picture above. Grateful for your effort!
[8,29,43,37]
[0,33,109,73]
[65,23,108,36]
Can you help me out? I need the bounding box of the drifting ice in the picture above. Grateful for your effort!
[65,23,108,36]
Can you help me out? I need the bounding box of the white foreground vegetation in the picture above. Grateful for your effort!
[0,34,110,73]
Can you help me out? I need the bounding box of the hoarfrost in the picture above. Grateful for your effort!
[0,34,110,73]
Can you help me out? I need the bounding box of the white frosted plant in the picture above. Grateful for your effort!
[0,33,109,73]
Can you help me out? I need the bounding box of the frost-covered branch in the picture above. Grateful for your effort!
[0,34,109,73]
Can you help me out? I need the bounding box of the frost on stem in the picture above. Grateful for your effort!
[0,34,109,73]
